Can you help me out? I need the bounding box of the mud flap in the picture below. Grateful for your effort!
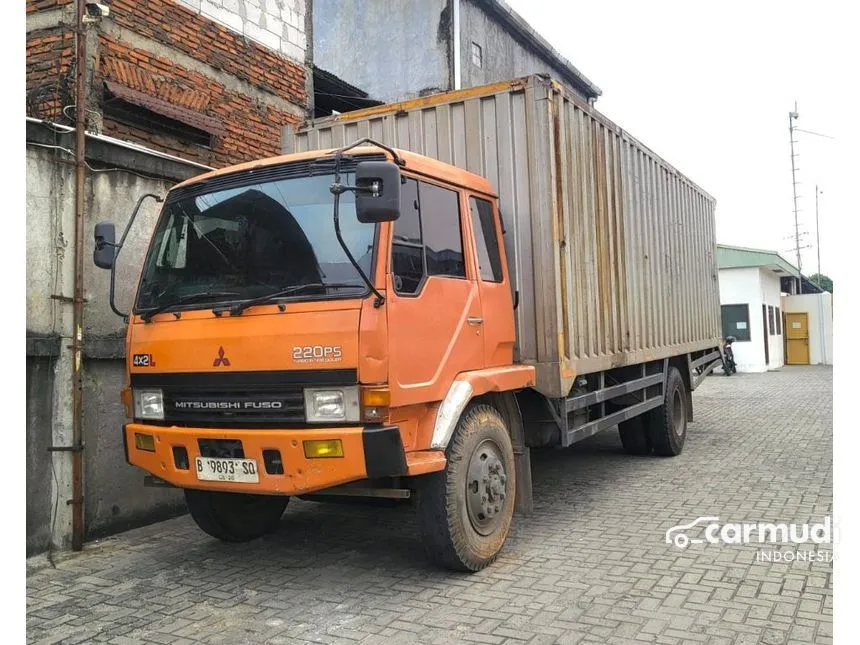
[494,392,533,515]
[513,445,534,515]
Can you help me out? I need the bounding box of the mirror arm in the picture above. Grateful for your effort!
[331,190,386,308]
[109,193,164,321]
[329,145,390,308]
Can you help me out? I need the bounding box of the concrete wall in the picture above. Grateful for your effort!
[26,119,203,553]
[312,0,594,106]
[174,0,308,63]
[459,0,574,91]
[718,267,784,372]
[314,0,451,103]
[26,356,55,556]
[83,360,187,538]
[782,293,833,365]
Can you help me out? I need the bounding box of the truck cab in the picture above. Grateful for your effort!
[96,142,535,571]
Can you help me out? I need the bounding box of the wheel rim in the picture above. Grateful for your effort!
[672,389,685,437]
[465,439,508,536]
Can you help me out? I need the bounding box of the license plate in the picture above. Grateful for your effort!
[195,457,259,483]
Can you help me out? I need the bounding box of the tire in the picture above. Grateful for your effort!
[416,404,515,572]
[184,489,288,543]
[645,367,688,457]
[618,415,652,455]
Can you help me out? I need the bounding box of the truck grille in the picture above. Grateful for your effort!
[130,369,357,428]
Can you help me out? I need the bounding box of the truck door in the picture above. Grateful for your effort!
[387,178,484,406]
[468,195,515,366]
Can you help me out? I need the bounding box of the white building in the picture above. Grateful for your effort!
[782,293,833,365]
[717,245,796,372]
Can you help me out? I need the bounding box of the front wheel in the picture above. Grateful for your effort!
[416,404,515,572]
[185,489,288,543]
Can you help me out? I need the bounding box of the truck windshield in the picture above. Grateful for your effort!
[135,173,373,312]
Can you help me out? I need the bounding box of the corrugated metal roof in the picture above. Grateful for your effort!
[717,244,798,275]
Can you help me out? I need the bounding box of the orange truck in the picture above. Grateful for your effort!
[93,76,722,571]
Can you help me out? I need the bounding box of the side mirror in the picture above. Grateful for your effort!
[355,161,401,223]
[93,221,117,269]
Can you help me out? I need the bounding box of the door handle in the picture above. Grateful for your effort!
[467,316,484,326]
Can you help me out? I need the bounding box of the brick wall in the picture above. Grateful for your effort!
[26,0,72,12]
[26,28,75,121]
[173,0,307,63]
[109,0,306,112]
[97,35,301,166]
[26,0,308,168]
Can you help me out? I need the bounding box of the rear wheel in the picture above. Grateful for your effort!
[618,416,651,455]
[185,489,288,542]
[416,404,515,572]
[645,367,688,456]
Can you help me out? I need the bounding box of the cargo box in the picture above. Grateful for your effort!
[289,75,721,397]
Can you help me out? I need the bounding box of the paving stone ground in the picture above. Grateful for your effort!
[27,366,833,645]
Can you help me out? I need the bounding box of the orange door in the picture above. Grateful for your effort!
[785,312,810,365]
[468,195,515,366]
[386,177,484,407]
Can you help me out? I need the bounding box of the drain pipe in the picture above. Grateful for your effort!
[452,0,461,90]
[70,0,87,551]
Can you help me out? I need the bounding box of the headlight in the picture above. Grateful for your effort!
[304,386,360,423]
[133,389,164,420]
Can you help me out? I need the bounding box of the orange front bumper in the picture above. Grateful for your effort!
[124,423,445,495]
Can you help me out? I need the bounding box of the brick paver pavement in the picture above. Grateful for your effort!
[27,366,833,645]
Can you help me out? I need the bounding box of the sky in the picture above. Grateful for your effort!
[506,0,855,279]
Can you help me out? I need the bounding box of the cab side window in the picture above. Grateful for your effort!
[392,178,424,294]
[469,197,503,282]
[421,182,466,278]
[391,179,465,295]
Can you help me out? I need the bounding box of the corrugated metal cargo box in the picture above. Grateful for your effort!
[288,75,721,398]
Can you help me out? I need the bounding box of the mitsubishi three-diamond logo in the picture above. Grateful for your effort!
[213,346,231,367]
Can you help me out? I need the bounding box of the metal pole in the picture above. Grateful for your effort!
[452,0,461,90]
[789,106,802,295]
[815,185,822,288]
[71,0,87,551]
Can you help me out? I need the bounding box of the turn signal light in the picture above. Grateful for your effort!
[303,439,344,459]
[361,386,390,422]
[134,433,156,452]
[121,385,132,417]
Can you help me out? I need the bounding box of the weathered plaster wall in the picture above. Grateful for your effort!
[314,0,451,103]
[26,121,202,553]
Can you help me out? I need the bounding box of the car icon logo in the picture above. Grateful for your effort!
[665,516,720,548]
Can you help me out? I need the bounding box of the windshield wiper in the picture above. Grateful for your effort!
[218,282,365,316]
[140,291,240,322]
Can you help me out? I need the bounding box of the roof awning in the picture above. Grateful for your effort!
[104,80,226,139]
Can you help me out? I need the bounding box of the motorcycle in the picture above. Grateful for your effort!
[721,336,737,375]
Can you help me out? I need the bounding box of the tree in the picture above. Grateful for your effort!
[809,273,833,293]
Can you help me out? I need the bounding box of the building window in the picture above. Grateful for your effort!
[471,41,482,68]
[721,304,751,342]
[776,307,782,334]
[768,306,776,335]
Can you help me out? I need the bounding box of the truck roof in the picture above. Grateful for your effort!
[171,146,498,198]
